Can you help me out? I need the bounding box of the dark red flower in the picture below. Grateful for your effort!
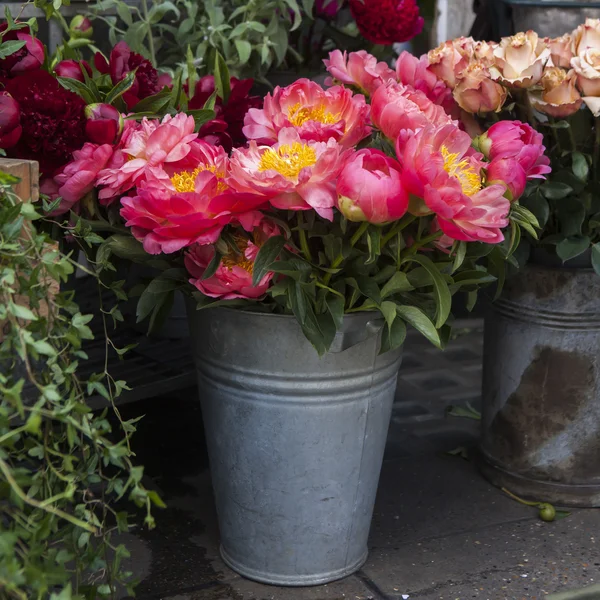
[94,52,109,74]
[349,0,424,45]
[188,75,262,149]
[0,91,21,148]
[108,41,160,109]
[0,24,44,80]
[316,0,340,17]
[157,72,173,89]
[4,70,86,175]
[54,59,92,82]
[85,103,124,145]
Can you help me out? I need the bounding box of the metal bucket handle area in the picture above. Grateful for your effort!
[328,317,384,353]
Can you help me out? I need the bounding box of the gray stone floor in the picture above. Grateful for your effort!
[117,321,600,600]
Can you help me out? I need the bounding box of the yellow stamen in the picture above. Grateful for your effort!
[258,142,317,179]
[441,145,482,196]
[170,165,228,193]
[221,235,254,274]
[287,102,338,127]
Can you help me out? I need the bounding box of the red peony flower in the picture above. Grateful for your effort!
[0,25,44,81]
[0,91,22,148]
[189,75,263,150]
[54,59,92,82]
[4,70,87,175]
[349,0,424,45]
[96,42,160,109]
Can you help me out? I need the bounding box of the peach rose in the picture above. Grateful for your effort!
[453,61,508,114]
[473,40,498,65]
[427,40,470,87]
[545,34,573,68]
[571,48,600,115]
[490,31,551,88]
[571,18,600,55]
[529,67,582,118]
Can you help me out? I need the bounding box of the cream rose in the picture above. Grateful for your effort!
[529,67,582,118]
[545,34,574,69]
[571,18,600,55]
[453,61,508,114]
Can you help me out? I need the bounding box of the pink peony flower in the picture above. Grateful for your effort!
[485,157,527,202]
[371,81,454,145]
[337,148,408,223]
[185,220,280,300]
[399,124,510,244]
[120,142,266,254]
[243,79,370,149]
[477,120,551,180]
[228,128,346,221]
[42,142,114,215]
[395,50,455,110]
[96,113,198,203]
[323,49,396,96]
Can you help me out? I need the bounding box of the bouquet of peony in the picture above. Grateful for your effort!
[426,21,600,270]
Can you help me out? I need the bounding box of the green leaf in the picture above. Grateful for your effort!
[381,271,414,298]
[592,244,600,276]
[201,251,221,280]
[572,151,589,182]
[57,77,95,104]
[234,39,252,65]
[10,303,37,321]
[302,0,316,14]
[282,0,302,29]
[366,227,381,265]
[0,39,26,59]
[186,45,197,96]
[213,51,231,104]
[557,201,585,237]
[325,294,344,329]
[523,191,549,229]
[452,241,467,273]
[252,235,285,286]
[33,340,57,356]
[403,254,451,328]
[131,88,172,113]
[354,276,381,305]
[557,236,590,262]
[379,317,406,354]
[396,305,441,348]
[541,182,573,201]
[186,109,217,130]
[105,71,137,105]
[380,300,397,330]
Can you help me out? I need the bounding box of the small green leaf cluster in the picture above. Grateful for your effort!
[0,174,162,599]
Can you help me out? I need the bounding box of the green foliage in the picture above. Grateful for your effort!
[0,175,161,599]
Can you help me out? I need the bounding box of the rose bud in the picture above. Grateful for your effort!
[69,15,93,39]
[0,91,21,148]
[84,103,124,145]
[54,59,93,82]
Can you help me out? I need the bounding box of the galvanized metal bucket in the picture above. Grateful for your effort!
[479,256,600,507]
[187,306,402,586]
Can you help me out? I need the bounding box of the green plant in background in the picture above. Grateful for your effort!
[0,172,163,599]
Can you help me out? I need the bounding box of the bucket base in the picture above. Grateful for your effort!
[220,545,368,587]
[476,452,600,508]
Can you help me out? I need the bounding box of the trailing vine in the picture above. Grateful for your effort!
[0,171,162,599]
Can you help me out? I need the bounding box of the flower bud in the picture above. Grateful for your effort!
[0,91,21,148]
[84,103,124,145]
[69,15,93,40]
[54,59,92,82]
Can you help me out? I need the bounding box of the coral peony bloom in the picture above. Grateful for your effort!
[545,34,574,68]
[120,143,266,254]
[571,18,600,56]
[4,70,86,175]
[43,143,114,215]
[0,91,22,148]
[337,149,408,223]
[54,59,92,82]
[490,31,551,88]
[477,121,552,180]
[427,40,470,88]
[0,26,44,80]
[107,41,160,109]
[400,124,510,244]
[96,113,198,202]
[529,67,582,118]
[485,157,527,202]
[189,75,262,149]
[85,103,124,145]
[228,128,345,221]
[243,79,370,149]
[453,61,508,114]
[185,221,280,300]
[349,0,424,45]
[323,49,396,96]
[395,51,454,110]
[371,81,453,144]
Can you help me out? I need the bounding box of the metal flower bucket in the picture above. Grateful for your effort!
[187,306,402,586]
[479,254,600,507]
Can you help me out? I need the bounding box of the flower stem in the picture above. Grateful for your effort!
[297,212,312,263]
[382,214,417,246]
[141,0,157,67]
[323,221,369,285]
